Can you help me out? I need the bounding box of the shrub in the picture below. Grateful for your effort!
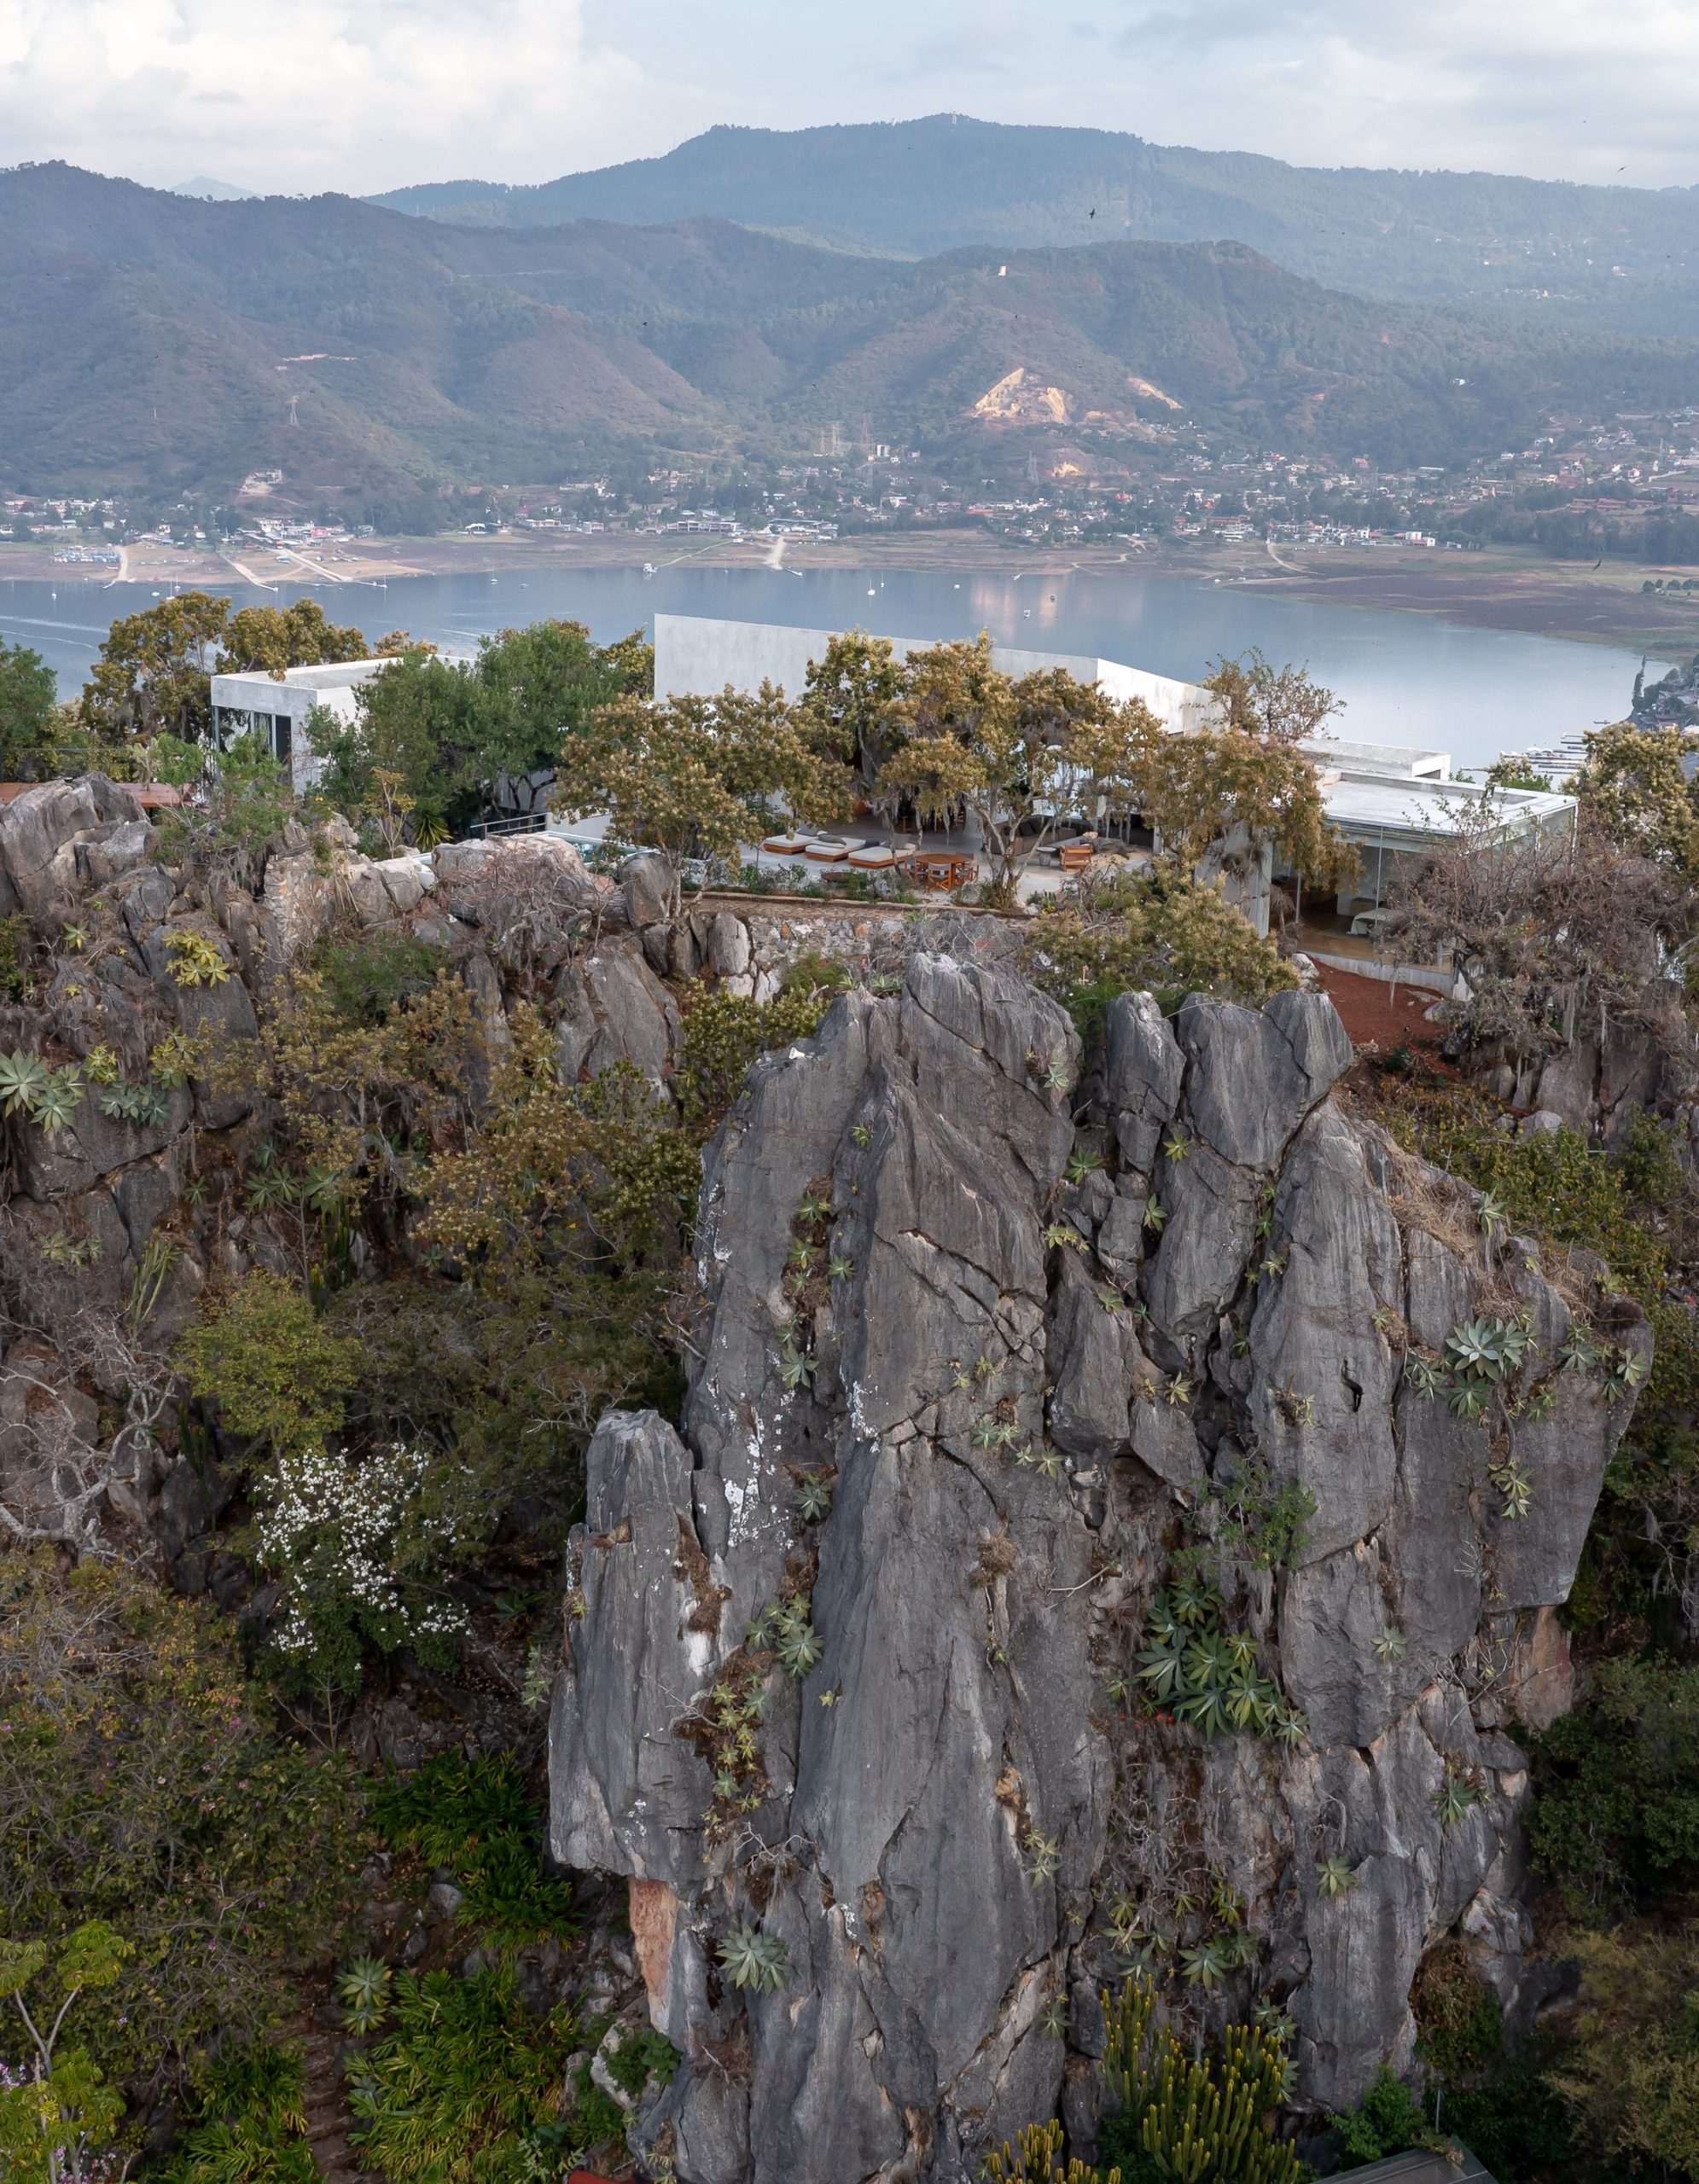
[1022,867,1297,1037]
[311,932,439,1027]
[0,1552,366,2098]
[1529,1657,1699,1912]
[372,1753,573,1943]
[1332,2065,1432,2166]
[347,1966,596,2184]
[674,974,841,1139]
[163,2044,316,2184]
[1546,1925,1699,2181]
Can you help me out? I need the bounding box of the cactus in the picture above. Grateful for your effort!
[1101,1973,1302,2184]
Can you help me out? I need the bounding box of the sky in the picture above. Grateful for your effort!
[1,0,1695,199]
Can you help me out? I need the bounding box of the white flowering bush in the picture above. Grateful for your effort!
[255,1440,468,1690]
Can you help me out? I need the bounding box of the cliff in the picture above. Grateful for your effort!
[549,955,1648,2183]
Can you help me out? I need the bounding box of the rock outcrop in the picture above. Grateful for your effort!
[550,962,1648,2182]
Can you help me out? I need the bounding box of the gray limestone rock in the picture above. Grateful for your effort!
[549,967,1648,2180]
[556,935,680,1091]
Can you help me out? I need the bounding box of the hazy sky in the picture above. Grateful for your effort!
[3,0,1695,198]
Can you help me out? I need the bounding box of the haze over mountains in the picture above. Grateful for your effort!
[373,116,1699,339]
[3,116,1699,506]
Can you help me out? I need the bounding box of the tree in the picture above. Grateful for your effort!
[1203,648,1341,747]
[881,647,1161,897]
[553,683,851,915]
[221,598,369,676]
[1481,753,1554,793]
[1575,719,1699,878]
[311,650,481,845]
[79,591,230,749]
[468,619,649,795]
[0,640,56,781]
[1132,720,1352,889]
[0,1920,130,2184]
[795,627,905,791]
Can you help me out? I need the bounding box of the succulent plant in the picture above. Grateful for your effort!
[719,1923,790,1992]
[1315,1854,1358,1899]
[794,1472,834,1523]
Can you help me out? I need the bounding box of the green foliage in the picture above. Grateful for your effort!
[80,590,229,747]
[1023,867,1298,1037]
[1094,1973,1303,2184]
[1213,1451,1317,1571]
[347,1966,590,2184]
[371,1753,574,1943]
[675,973,841,1139]
[1134,1579,1304,1744]
[1332,2065,1432,2167]
[156,732,298,888]
[551,682,850,911]
[0,1552,366,2101]
[163,2045,316,2184]
[1545,1923,1699,2181]
[221,598,369,677]
[0,637,57,781]
[0,915,32,1002]
[1529,1656,1699,1912]
[311,620,666,846]
[311,932,439,1026]
[175,1269,365,1460]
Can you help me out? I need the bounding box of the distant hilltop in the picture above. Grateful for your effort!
[369,113,1699,340]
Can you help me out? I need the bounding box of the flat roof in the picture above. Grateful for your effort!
[1324,769,1574,841]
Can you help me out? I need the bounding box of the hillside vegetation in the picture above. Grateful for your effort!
[371,113,1699,337]
[3,162,1698,501]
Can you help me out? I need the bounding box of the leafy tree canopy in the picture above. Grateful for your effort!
[0,638,56,782]
[221,598,369,677]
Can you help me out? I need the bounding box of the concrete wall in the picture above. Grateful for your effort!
[654,613,1219,735]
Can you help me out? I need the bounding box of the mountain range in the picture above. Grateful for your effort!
[3,130,1698,505]
[372,116,1699,339]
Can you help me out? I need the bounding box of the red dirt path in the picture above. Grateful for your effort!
[1313,963,1446,1054]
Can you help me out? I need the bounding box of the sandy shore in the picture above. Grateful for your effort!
[8,531,1699,653]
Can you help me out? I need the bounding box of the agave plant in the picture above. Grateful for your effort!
[1272,1705,1309,1749]
[777,1341,813,1391]
[1433,1769,1481,1829]
[1446,1379,1492,1421]
[1136,1635,1189,1704]
[720,1923,790,1993]
[1044,1221,1087,1251]
[1177,1681,1232,1739]
[1446,1317,1511,1380]
[1162,1132,1192,1162]
[1022,1828,1062,1884]
[1489,1456,1533,1520]
[1037,1992,1068,2040]
[1559,1327,1604,1374]
[795,1472,834,1523]
[1403,1354,1444,1402]
[1169,1573,1218,1628]
[1179,1937,1237,1989]
[1065,1147,1103,1184]
[774,1612,823,1679]
[0,1049,49,1116]
[829,1253,854,1283]
[1315,1854,1358,1900]
[1015,1443,1063,1478]
[1143,1197,1167,1234]
[338,1955,393,2036]
[1373,1626,1409,1664]
[29,1069,84,1134]
[1603,1346,1648,1405]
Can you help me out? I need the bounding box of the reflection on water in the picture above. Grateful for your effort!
[0,562,1657,775]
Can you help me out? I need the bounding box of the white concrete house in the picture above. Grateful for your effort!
[210,659,404,794]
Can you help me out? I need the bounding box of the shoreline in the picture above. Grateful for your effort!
[6,531,1698,656]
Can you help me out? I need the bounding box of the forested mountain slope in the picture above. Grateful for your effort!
[372,114,1699,336]
[3,161,1697,499]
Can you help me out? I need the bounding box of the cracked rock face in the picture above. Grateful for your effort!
[549,961,1647,2181]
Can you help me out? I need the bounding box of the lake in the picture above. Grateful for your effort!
[0,561,1660,775]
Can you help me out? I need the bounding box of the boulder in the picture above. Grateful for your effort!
[0,776,146,917]
[556,937,680,1091]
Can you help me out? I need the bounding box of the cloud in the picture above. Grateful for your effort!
[0,0,650,193]
[5,0,1698,198]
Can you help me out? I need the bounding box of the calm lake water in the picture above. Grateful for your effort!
[0,561,1662,775]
